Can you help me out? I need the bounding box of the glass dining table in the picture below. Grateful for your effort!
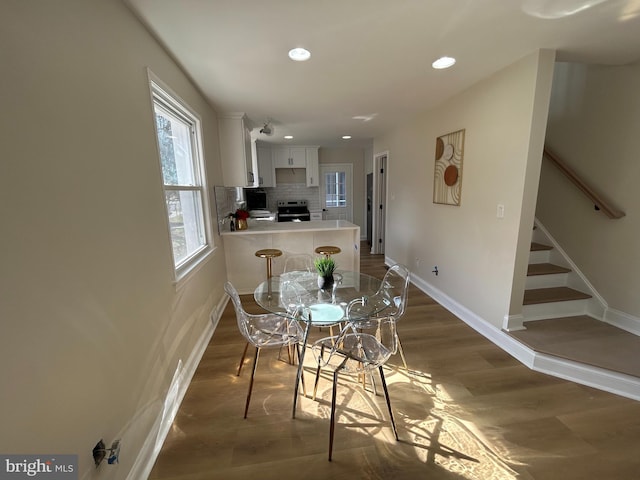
[254,270,386,417]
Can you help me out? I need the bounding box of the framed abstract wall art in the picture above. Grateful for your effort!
[433,129,465,206]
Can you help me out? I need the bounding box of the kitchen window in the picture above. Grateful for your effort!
[324,171,347,207]
[150,77,212,281]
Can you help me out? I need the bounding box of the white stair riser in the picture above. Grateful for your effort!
[523,298,590,322]
[529,250,551,264]
[526,272,569,289]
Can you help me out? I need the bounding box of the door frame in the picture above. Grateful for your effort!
[371,151,388,254]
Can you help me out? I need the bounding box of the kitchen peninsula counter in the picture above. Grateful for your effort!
[221,220,361,293]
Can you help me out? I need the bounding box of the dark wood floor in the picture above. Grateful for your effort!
[149,245,640,480]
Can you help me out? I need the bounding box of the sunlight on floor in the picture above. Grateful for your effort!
[306,361,522,479]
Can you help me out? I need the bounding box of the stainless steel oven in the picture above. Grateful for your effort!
[277,200,310,222]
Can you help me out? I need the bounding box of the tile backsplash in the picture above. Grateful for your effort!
[213,186,245,233]
[264,184,321,211]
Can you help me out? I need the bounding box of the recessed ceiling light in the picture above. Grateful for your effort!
[342,135,352,140]
[288,47,311,62]
[432,56,456,69]
[284,135,293,140]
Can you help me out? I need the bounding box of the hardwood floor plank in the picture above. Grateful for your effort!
[149,243,640,480]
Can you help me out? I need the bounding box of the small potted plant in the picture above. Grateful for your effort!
[314,257,336,290]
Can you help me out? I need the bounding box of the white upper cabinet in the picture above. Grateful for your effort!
[305,147,319,187]
[256,144,274,188]
[266,144,320,187]
[217,113,258,187]
[273,146,306,168]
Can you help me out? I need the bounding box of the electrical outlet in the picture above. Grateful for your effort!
[497,204,505,218]
[108,440,121,464]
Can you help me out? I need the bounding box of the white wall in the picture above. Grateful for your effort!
[0,1,227,478]
[373,50,555,328]
[539,61,640,317]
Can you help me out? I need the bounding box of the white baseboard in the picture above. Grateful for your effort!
[385,256,640,402]
[503,314,526,331]
[126,293,229,480]
[531,352,640,400]
[605,308,640,336]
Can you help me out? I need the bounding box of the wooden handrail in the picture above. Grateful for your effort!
[543,146,625,219]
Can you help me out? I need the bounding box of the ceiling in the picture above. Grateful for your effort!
[125,0,640,147]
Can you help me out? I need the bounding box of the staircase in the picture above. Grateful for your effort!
[503,221,640,400]
[522,224,602,323]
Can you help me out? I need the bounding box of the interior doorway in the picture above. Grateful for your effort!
[371,152,387,254]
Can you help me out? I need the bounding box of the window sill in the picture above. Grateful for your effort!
[173,246,217,291]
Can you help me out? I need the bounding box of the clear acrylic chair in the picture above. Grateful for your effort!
[311,314,400,461]
[346,264,410,368]
[225,281,304,418]
[283,253,315,273]
[279,277,345,417]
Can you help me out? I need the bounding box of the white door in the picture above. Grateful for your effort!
[319,164,353,222]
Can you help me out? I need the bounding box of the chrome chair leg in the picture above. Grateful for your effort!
[244,346,260,419]
[237,341,249,376]
[379,365,398,440]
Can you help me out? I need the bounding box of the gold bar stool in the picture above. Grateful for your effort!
[254,248,295,366]
[255,248,283,281]
[315,245,341,259]
[255,249,282,302]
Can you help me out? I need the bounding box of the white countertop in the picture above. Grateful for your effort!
[220,219,358,236]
